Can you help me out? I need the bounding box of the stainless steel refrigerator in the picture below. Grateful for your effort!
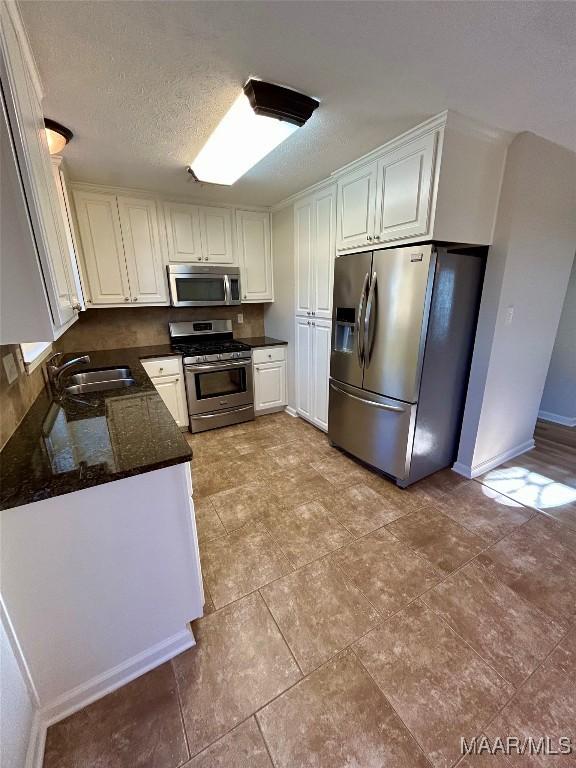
[328,243,486,487]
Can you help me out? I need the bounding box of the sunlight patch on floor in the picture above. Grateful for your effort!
[482,467,576,509]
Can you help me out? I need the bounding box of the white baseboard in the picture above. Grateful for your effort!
[285,406,298,418]
[453,438,535,479]
[538,410,576,428]
[28,628,195,768]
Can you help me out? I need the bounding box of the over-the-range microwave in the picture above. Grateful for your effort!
[167,264,241,307]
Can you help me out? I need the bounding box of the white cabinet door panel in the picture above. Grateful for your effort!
[336,163,377,251]
[254,361,286,411]
[295,317,313,419]
[74,191,130,305]
[375,131,437,243]
[236,210,273,302]
[165,203,202,262]
[294,199,314,316]
[200,206,234,264]
[311,320,332,431]
[117,196,167,304]
[313,188,336,319]
[152,374,187,428]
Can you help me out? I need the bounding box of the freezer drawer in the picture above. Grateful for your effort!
[328,379,416,480]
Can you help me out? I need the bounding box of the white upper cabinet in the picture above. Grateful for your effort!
[294,198,314,316]
[236,210,273,302]
[336,163,377,251]
[0,2,81,341]
[313,188,336,319]
[374,130,437,243]
[117,196,167,304]
[74,190,168,306]
[164,203,202,262]
[165,203,236,265]
[294,185,336,319]
[74,191,131,305]
[200,206,234,264]
[334,112,508,253]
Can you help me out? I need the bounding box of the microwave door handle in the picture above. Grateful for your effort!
[356,272,370,365]
[363,272,377,367]
[224,274,232,304]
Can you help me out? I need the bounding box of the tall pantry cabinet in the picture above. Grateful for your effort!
[293,185,336,431]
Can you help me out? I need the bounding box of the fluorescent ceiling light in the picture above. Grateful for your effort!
[190,79,319,185]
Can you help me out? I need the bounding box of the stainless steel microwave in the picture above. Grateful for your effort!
[167,264,241,307]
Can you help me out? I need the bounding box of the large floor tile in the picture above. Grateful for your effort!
[477,515,576,624]
[194,497,226,543]
[354,601,513,768]
[485,627,576,767]
[434,481,535,543]
[405,469,470,504]
[266,466,336,508]
[386,506,486,575]
[310,452,377,487]
[422,560,565,685]
[208,480,271,531]
[332,528,442,617]
[318,483,414,536]
[202,521,292,608]
[192,461,237,498]
[257,650,430,768]
[172,592,301,757]
[262,500,352,567]
[43,662,188,768]
[261,558,380,674]
[182,718,272,768]
[266,439,331,471]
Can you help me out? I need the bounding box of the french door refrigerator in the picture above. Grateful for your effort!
[328,243,485,487]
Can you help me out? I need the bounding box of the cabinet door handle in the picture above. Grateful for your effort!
[374,234,381,240]
[367,235,373,241]
[133,297,138,302]
[197,257,202,262]
[124,297,130,302]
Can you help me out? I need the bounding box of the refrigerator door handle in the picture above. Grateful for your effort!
[356,271,370,365]
[363,271,377,367]
[329,381,406,413]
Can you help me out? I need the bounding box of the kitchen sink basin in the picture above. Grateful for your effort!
[63,367,136,394]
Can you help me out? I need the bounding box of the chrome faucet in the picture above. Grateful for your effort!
[47,353,91,392]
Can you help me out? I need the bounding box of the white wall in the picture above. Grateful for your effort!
[456,132,576,476]
[539,255,576,426]
[1,604,37,768]
[265,205,296,408]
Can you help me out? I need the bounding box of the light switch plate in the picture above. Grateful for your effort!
[3,352,19,385]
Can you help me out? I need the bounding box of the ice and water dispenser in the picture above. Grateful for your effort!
[334,307,356,354]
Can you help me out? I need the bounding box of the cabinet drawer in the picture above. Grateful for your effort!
[141,356,181,378]
[253,346,286,364]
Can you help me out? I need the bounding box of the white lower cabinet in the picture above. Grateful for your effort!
[253,346,287,413]
[295,317,331,431]
[141,357,188,428]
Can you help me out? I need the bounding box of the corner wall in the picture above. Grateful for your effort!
[265,205,296,408]
[455,132,576,476]
[539,255,576,426]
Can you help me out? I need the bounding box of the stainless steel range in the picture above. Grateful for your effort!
[169,320,254,433]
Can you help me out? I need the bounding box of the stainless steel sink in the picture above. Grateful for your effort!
[63,367,136,394]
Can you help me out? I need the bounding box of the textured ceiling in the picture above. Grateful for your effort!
[21,0,576,206]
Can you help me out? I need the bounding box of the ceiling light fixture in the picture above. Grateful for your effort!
[189,79,319,185]
[44,118,73,155]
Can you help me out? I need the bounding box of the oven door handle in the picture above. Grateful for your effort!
[185,360,250,373]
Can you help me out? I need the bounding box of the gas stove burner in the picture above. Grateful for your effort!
[171,339,251,357]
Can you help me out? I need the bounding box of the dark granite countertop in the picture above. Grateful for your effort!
[240,336,288,348]
[0,347,192,511]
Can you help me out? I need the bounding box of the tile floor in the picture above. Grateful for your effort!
[43,413,576,768]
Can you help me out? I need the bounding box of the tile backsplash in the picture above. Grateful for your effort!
[55,305,266,353]
[0,345,45,450]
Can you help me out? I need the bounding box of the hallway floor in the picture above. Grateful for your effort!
[43,413,576,768]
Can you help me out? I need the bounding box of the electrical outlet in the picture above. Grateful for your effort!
[2,352,19,385]
[505,306,514,325]
[237,313,244,325]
